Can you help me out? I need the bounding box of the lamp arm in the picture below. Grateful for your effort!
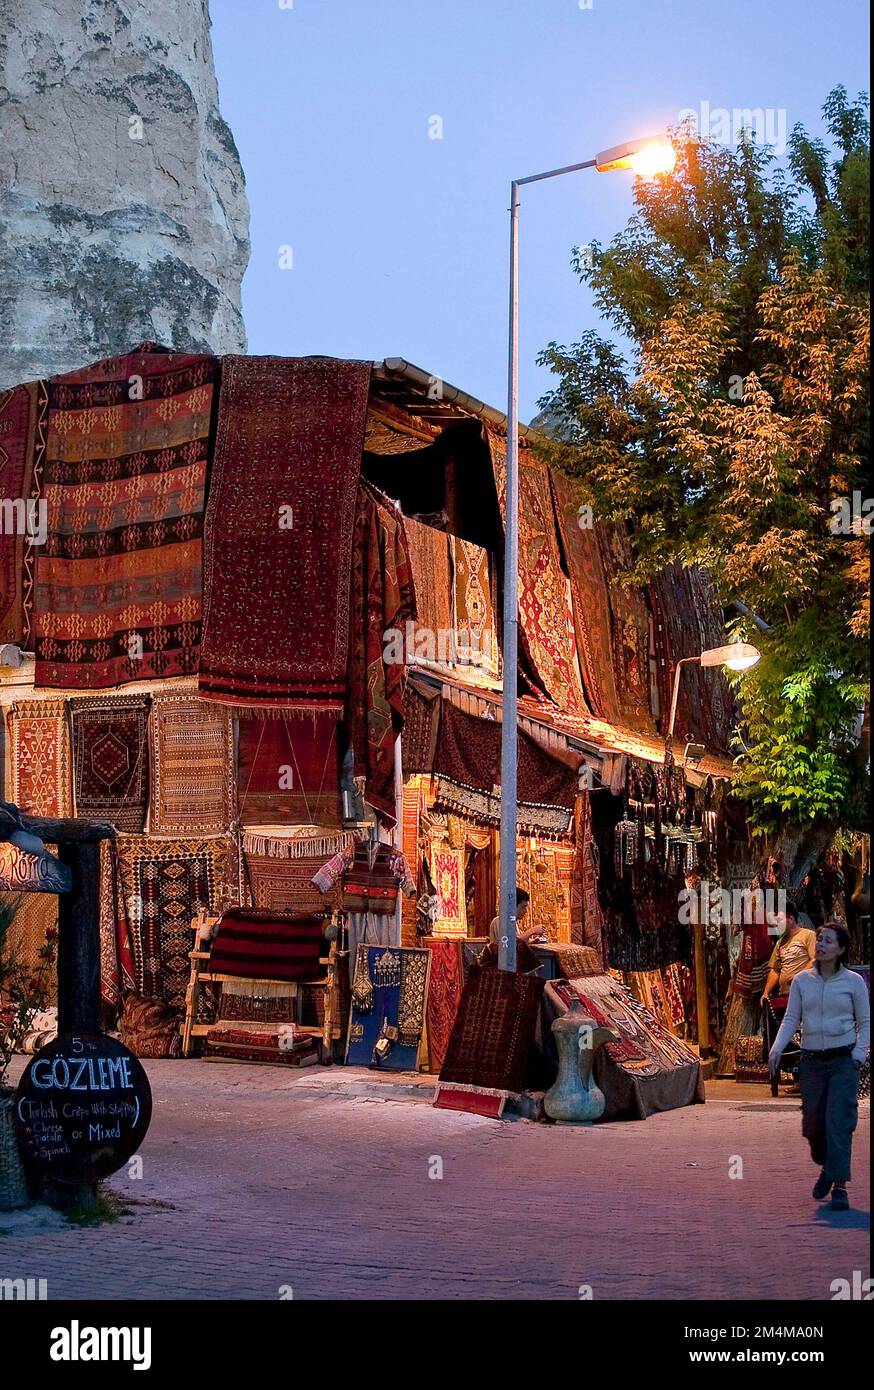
[667,657,701,742]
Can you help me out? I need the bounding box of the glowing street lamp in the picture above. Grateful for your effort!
[500,132,677,971]
[667,642,762,741]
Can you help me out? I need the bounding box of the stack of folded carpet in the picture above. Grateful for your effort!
[203,1024,319,1067]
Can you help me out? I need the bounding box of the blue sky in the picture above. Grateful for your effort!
[209,0,870,421]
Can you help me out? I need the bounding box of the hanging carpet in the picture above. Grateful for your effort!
[346,482,416,823]
[7,698,72,816]
[32,346,215,688]
[423,938,465,1072]
[403,515,453,666]
[116,834,237,1009]
[649,561,735,750]
[208,909,325,985]
[345,944,430,1070]
[0,379,48,645]
[149,692,235,835]
[487,428,586,715]
[236,713,342,827]
[549,469,621,722]
[199,356,371,712]
[450,536,501,682]
[70,694,151,832]
[597,524,655,733]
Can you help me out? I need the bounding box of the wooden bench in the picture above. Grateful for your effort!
[181,909,343,1064]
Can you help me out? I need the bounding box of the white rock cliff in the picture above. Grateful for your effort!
[0,0,250,387]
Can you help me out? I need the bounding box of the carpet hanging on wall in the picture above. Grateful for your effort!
[549,469,621,722]
[199,356,371,712]
[236,714,342,827]
[487,428,585,715]
[7,698,72,817]
[450,536,501,683]
[346,482,416,824]
[597,523,655,733]
[148,692,236,835]
[32,346,215,688]
[0,379,48,645]
[116,834,238,1010]
[70,694,151,833]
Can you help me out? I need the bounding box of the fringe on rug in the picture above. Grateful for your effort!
[433,1081,517,1101]
[219,979,299,1000]
[241,828,356,860]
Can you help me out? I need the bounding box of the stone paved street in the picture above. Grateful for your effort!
[1,1060,869,1302]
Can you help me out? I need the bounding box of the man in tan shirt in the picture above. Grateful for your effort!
[761,904,817,1004]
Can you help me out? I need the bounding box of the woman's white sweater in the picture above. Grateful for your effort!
[770,967,870,1063]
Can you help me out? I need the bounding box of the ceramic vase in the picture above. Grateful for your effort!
[543,1000,617,1124]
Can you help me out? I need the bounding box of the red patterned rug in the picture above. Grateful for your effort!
[199,356,371,712]
[237,714,342,826]
[435,963,544,1108]
[550,469,620,722]
[0,379,48,645]
[70,695,151,832]
[33,346,215,688]
[488,429,586,715]
[424,938,464,1072]
[346,482,416,824]
[208,909,325,984]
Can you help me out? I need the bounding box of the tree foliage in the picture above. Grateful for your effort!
[537,88,870,840]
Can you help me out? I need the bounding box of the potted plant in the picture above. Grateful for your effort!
[0,897,57,1209]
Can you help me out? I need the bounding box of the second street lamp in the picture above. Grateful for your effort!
[498,134,677,972]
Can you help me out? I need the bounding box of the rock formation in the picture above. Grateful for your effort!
[0,0,250,387]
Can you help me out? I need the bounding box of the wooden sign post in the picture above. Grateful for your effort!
[18,816,114,1036]
[7,815,119,1208]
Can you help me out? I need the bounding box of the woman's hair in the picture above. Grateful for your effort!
[816,921,851,969]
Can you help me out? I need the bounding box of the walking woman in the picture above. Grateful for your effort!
[769,923,870,1210]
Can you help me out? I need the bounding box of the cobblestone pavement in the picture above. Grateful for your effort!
[1,1061,869,1301]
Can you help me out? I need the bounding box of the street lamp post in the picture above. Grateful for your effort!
[499,136,677,972]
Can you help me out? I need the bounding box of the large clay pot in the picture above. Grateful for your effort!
[544,999,618,1124]
[0,1091,30,1210]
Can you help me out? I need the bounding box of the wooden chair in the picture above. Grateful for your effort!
[181,908,343,1063]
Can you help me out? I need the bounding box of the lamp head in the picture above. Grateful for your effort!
[596,136,677,178]
[699,642,762,672]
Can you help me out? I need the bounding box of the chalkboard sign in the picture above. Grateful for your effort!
[14,1033,151,1184]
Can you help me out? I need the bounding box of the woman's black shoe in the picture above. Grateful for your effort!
[830,1187,850,1211]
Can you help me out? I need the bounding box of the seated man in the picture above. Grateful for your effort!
[481,888,542,972]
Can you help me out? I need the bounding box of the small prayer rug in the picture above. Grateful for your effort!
[7,698,72,816]
[149,692,235,835]
[199,355,371,711]
[436,963,544,1107]
[70,694,151,832]
[429,845,467,938]
[33,346,215,688]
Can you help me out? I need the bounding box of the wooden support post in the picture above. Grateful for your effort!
[692,921,711,1056]
[56,840,102,1035]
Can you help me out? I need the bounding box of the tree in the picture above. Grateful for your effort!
[537,88,870,882]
